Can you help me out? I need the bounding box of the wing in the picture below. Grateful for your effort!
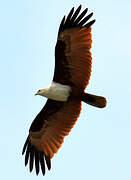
[53,5,95,90]
[22,98,81,175]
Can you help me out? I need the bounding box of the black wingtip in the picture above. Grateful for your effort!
[77,12,93,26]
[29,148,34,172]
[45,155,51,170]
[85,19,96,28]
[58,16,66,36]
[70,7,75,13]
[34,150,40,175]
[22,136,29,155]
[75,5,82,15]
[64,7,74,28]
[58,5,95,35]
[22,137,51,176]
[79,4,82,9]
[74,7,88,25]
[36,170,39,176]
[40,152,46,175]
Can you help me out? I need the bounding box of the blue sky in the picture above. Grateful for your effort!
[1,0,131,179]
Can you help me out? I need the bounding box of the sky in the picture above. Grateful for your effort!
[0,0,131,179]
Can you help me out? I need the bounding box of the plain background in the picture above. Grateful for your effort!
[0,0,131,179]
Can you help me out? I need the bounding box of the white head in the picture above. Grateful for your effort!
[34,82,71,101]
[35,88,49,97]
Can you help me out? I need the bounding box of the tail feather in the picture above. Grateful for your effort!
[81,92,107,108]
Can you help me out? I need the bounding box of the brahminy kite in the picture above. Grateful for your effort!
[22,5,107,176]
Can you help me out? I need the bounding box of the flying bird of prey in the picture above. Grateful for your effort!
[22,5,107,175]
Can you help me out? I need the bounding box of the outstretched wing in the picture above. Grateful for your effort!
[53,5,95,90]
[22,5,95,176]
[22,99,81,175]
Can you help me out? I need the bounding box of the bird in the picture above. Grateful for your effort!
[22,5,107,176]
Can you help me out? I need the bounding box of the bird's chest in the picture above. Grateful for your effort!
[47,82,71,101]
